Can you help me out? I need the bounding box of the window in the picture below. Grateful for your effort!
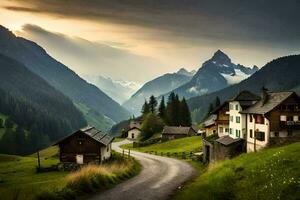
[256,132,265,141]
[230,116,233,122]
[249,115,253,122]
[230,103,234,110]
[255,115,265,124]
[236,130,241,138]
[107,146,109,152]
[235,104,239,111]
[77,139,84,145]
[250,129,253,138]
[229,128,232,135]
[280,115,287,121]
[293,116,299,122]
[219,127,224,133]
[225,128,229,133]
[274,132,279,137]
[236,116,240,123]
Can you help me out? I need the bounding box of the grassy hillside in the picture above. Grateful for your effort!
[0,145,141,200]
[0,148,67,200]
[122,136,202,153]
[175,142,300,200]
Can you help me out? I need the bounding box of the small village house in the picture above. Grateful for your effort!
[162,126,197,141]
[202,90,260,163]
[241,89,300,152]
[126,120,142,139]
[54,126,114,164]
[204,102,229,137]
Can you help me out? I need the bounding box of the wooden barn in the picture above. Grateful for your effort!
[54,126,114,164]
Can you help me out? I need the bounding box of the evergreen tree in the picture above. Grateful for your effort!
[165,92,176,125]
[0,118,3,128]
[180,98,192,126]
[158,96,166,120]
[149,95,158,113]
[141,100,150,116]
[215,96,221,108]
[141,113,164,140]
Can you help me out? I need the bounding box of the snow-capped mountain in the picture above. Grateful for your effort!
[163,50,258,99]
[122,68,195,115]
[83,75,141,104]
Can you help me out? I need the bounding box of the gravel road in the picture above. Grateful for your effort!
[88,139,196,200]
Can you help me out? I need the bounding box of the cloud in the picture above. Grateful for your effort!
[4,0,300,48]
[17,24,165,82]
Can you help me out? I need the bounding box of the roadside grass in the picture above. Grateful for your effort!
[121,136,202,153]
[0,146,141,200]
[37,153,141,200]
[174,142,300,200]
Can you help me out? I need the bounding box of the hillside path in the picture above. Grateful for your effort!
[88,139,196,200]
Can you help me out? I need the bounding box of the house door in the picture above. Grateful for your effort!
[132,133,134,139]
[76,154,83,164]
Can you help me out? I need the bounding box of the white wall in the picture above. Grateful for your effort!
[218,124,229,137]
[246,114,270,152]
[101,143,112,161]
[229,101,246,139]
[127,129,141,139]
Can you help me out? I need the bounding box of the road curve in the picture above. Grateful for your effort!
[88,139,196,200]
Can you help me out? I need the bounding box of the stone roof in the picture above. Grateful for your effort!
[54,126,114,146]
[241,91,295,115]
[216,136,242,146]
[162,126,196,135]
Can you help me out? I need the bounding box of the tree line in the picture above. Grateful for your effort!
[139,92,192,139]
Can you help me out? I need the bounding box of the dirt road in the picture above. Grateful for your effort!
[88,139,196,200]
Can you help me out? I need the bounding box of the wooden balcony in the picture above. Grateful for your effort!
[216,120,229,125]
[280,121,300,129]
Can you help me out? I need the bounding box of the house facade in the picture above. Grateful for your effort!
[241,90,300,152]
[126,120,142,140]
[54,126,114,164]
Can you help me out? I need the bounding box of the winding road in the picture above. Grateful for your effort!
[88,139,196,200]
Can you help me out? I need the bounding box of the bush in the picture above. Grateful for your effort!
[141,113,164,140]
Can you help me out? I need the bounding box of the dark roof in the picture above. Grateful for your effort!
[203,114,217,127]
[127,127,141,132]
[216,136,242,146]
[211,102,229,115]
[54,126,114,146]
[231,91,261,101]
[162,126,196,135]
[241,91,296,115]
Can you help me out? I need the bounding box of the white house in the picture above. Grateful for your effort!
[228,91,260,139]
[127,127,141,139]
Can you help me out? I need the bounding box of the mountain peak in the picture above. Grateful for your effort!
[177,68,194,76]
[211,50,231,63]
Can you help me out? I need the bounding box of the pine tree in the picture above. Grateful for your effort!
[149,95,158,113]
[165,92,176,125]
[4,117,14,129]
[158,96,166,120]
[141,100,150,116]
[0,118,3,128]
[180,98,192,126]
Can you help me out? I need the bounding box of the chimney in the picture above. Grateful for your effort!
[261,87,269,105]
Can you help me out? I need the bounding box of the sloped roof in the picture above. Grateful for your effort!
[54,126,114,146]
[211,102,229,115]
[216,136,242,146]
[162,126,196,135]
[241,91,296,115]
[231,90,261,101]
[203,114,217,127]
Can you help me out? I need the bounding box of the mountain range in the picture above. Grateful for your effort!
[123,68,195,115]
[162,50,258,99]
[83,75,141,104]
[187,54,300,122]
[0,54,86,154]
[0,25,130,131]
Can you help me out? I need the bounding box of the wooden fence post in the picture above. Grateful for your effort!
[128,149,131,158]
[122,149,125,158]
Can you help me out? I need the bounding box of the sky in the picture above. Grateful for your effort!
[1,0,300,83]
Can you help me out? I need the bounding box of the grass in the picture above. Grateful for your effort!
[0,146,141,200]
[174,142,300,200]
[113,138,125,142]
[121,136,202,153]
[37,154,141,200]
